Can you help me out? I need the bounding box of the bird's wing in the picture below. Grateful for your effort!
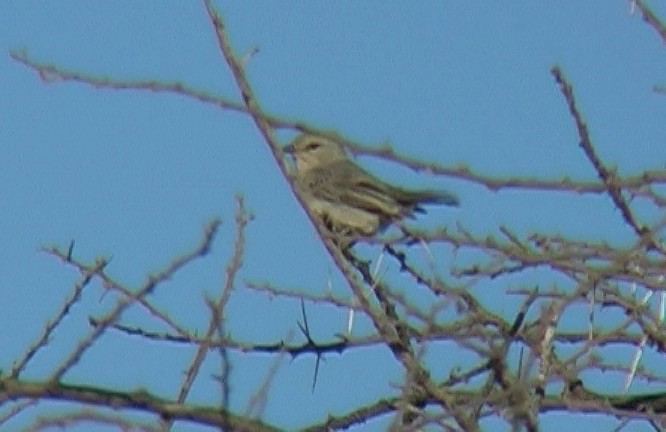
[328,161,405,218]
[334,161,460,209]
[302,161,458,221]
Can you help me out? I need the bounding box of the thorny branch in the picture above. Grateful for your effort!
[3,2,666,431]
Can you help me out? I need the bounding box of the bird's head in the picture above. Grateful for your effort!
[284,133,348,173]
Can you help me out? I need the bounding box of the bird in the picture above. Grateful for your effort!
[283,133,459,247]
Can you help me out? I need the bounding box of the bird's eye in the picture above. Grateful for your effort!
[305,142,321,151]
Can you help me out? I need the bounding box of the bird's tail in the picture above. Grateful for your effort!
[414,189,459,207]
[392,187,459,210]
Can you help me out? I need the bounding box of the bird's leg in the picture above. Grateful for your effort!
[342,248,372,278]
[320,214,356,249]
[338,235,374,273]
[319,216,373,277]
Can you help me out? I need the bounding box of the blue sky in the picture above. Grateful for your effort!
[1,2,665,431]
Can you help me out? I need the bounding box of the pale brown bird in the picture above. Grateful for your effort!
[284,133,458,246]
